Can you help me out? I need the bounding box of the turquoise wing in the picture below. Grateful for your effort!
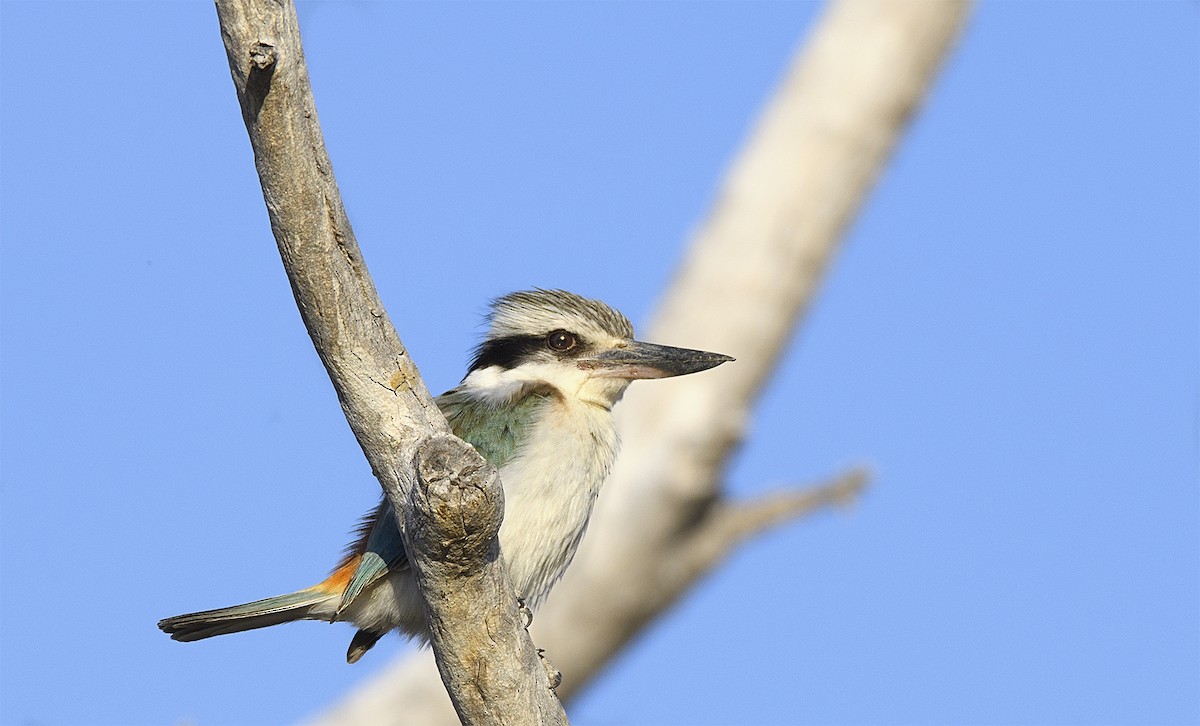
[339,501,407,613]
[338,388,547,612]
[437,387,549,469]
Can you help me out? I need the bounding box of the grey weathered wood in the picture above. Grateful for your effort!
[213,1,567,722]
[214,0,445,472]
[407,435,568,726]
[534,0,972,699]
[314,1,972,722]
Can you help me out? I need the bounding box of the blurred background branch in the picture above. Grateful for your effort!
[314,0,971,722]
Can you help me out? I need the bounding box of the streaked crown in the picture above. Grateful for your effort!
[469,289,633,374]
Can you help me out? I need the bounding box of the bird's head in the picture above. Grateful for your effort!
[461,289,733,409]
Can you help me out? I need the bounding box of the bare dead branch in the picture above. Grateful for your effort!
[677,469,871,581]
[532,0,972,702]
[212,1,564,720]
[315,0,972,722]
[407,435,568,726]
[715,468,870,545]
[213,0,443,480]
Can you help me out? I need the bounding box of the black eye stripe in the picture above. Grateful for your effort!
[468,335,545,373]
[467,332,587,373]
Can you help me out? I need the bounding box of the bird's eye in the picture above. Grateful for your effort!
[546,329,577,352]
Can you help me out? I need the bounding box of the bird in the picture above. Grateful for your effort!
[159,289,732,663]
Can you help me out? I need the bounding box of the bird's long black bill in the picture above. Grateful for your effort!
[581,341,734,380]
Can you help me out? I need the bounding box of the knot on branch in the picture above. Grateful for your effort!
[243,41,277,120]
[406,434,503,574]
[249,41,276,70]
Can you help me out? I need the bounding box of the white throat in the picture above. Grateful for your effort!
[461,363,630,410]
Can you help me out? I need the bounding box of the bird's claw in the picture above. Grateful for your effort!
[537,648,562,690]
[517,596,533,629]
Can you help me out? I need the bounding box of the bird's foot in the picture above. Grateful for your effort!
[537,648,562,690]
[517,596,533,629]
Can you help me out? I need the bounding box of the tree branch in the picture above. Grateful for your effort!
[212,1,563,721]
[715,468,870,545]
[314,0,971,721]
[407,435,568,726]
[533,0,971,701]
[213,0,442,480]
[678,469,871,581]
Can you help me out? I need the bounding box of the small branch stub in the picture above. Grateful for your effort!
[403,435,569,726]
[249,41,276,70]
[407,435,502,572]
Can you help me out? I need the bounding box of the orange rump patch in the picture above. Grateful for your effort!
[314,555,360,596]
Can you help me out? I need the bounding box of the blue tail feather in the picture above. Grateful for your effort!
[159,589,331,642]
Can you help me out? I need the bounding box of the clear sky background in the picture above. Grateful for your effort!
[1,2,1196,725]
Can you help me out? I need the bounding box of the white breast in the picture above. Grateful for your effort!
[496,397,619,606]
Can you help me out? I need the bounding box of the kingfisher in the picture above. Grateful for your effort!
[159,289,732,663]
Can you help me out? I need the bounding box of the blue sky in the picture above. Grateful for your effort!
[1,2,1196,725]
